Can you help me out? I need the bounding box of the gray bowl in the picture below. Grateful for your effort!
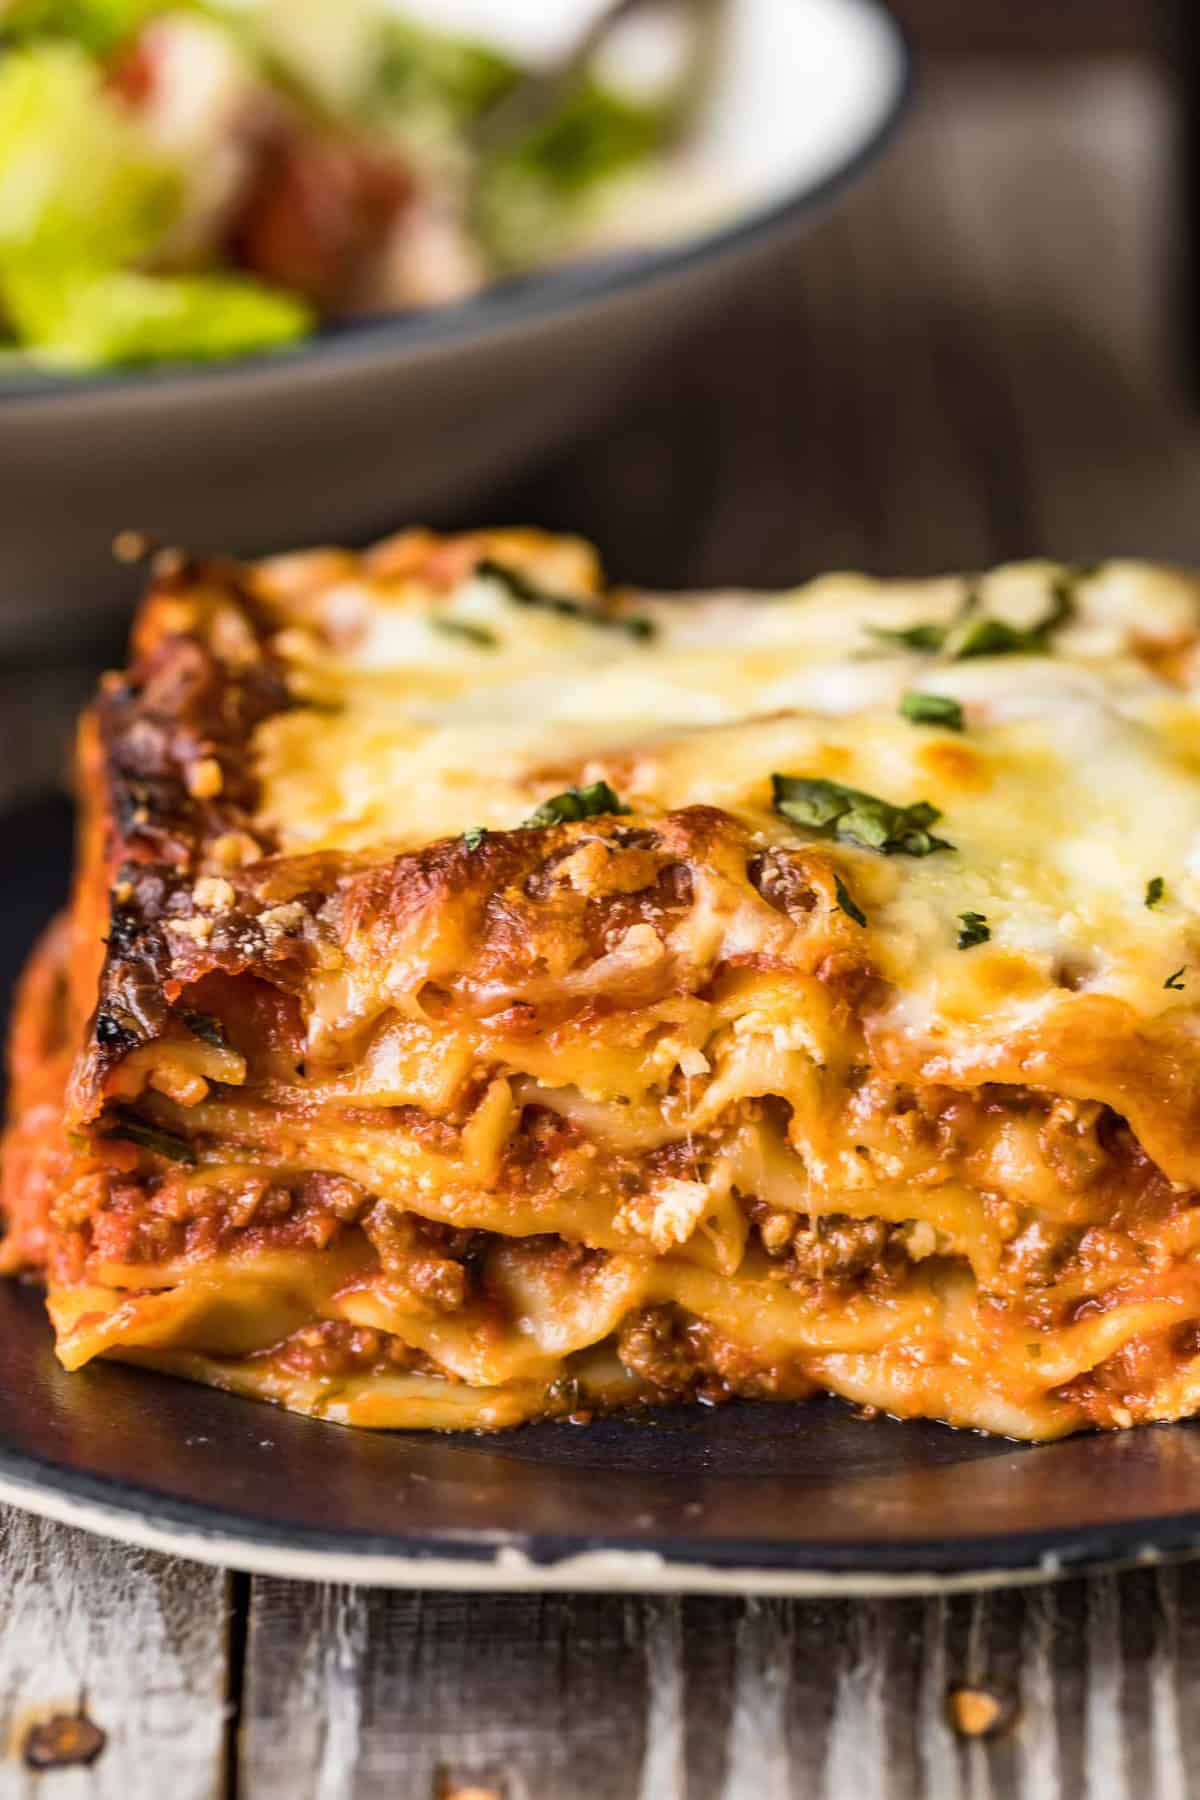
[0,0,910,652]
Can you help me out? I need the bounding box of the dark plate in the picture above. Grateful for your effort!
[5,795,1200,1592]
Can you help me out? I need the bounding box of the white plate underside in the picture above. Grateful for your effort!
[0,1469,1186,1597]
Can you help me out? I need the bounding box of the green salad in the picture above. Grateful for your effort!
[0,0,672,369]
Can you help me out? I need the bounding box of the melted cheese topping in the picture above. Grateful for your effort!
[255,557,1200,1049]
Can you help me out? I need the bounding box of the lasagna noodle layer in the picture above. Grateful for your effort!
[8,532,1200,1438]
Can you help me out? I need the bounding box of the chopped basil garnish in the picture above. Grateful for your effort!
[478,557,582,615]
[1145,876,1165,909]
[462,827,487,853]
[105,1110,196,1165]
[611,612,655,641]
[951,618,1029,659]
[867,570,1078,663]
[868,621,949,653]
[1165,967,1187,991]
[476,558,655,641]
[771,774,953,856]
[950,575,1074,661]
[525,780,630,829]
[900,691,964,731]
[180,1009,227,1050]
[834,873,867,927]
[867,581,978,655]
[432,616,498,648]
[957,911,990,949]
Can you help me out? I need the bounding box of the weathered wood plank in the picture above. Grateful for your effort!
[927,68,1200,569]
[498,63,1200,591]
[235,1571,1200,1800]
[239,1587,681,1799]
[0,1510,231,1800]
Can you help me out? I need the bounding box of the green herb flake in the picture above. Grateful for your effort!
[431,615,498,648]
[949,572,1075,662]
[900,691,964,731]
[956,910,991,950]
[524,780,630,829]
[833,872,867,927]
[868,621,947,653]
[476,557,655,641]
[951,617,1030,659]
[180,1008,227,1050]
[615,613,656,641]
[104,1110,196,1165]
[1145,876,1165,910]
[873,571,1080,665]
[1165,967,1187,992]
[866,580,977,657]
[771,774,953,857]
[462,826,488,853]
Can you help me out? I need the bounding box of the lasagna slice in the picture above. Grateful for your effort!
[6,530,1200,1437]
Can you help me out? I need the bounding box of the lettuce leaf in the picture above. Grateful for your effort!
[369,14,516,127]
[3,265,313,366]
[0,0,173,53]
[474,82,662,268]
[0,43,179,265]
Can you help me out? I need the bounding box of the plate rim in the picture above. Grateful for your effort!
[4,1405,1200,1594]
[0,0,913,408]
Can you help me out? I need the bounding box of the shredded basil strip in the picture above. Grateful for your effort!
[867,569,1081,663]
[105,1111,196,1165]
[950,574,1075,660]
[1145,875,1165,909]
[462,826,488,853]
[1165,967,1187,991]
[834,873,867,927]
[180,1009,227,1050]
[867,581,978,654]
[771,774,953,857]
[476,558,655,640]
[900,691,964,730]
[432,616,498,648]
[525,780,630,829]
[868,621,948,652]
[957,910,991,949]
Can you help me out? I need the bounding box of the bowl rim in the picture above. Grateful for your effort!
[0,0,912,408]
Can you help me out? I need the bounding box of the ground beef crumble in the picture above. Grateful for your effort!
[616,1302,815,1403]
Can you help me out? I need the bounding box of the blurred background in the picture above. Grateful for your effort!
[2,0,1199,797]
[487,0,1200,587]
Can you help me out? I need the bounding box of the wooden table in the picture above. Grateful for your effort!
[7,59,1200,1798]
